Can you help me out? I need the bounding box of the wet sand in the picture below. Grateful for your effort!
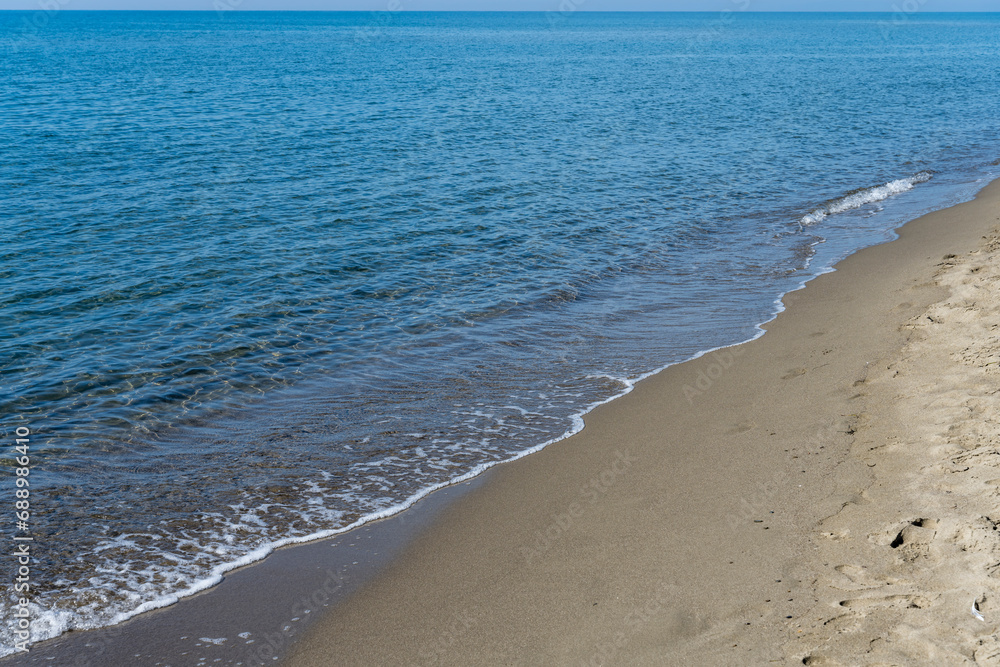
[285,179,1000,665]
[0,477,488,667]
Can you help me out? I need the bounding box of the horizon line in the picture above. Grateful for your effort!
[2,8,998,11]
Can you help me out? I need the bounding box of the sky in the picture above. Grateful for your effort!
[0,0,996,11]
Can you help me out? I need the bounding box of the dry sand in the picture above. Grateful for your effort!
[286,180,1000,666]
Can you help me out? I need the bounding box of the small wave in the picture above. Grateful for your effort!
[800,171,933,226]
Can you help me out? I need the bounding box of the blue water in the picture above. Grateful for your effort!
[2,10,999,654]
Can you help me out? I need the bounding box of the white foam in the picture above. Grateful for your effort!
[0,374,655,659]
[800,171,932,226]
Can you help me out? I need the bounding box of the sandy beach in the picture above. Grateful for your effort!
[6,180,996,667]
[282,179,1000,666]
[10,12,1000,665]
[3,184,998,667]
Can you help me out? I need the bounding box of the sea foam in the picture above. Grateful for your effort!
[800,172,933,226]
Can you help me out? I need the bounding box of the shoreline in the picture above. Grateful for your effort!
[285,178,1000,665]
[0,473,498,666]
[7,10,1000,664]
[3,178,998,665]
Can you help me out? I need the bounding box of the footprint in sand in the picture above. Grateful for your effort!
[838,594,932,611]
[818,610,863,634]
[830,564,899,591]
[888,518,939,549]
[801,653,846,666]
[862,518,939,563]
[729,421,756,434]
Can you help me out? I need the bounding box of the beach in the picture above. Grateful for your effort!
[283,180,1000,665]
[5,176,997,666]
[2,154,997,667]
[5,12,1000,664]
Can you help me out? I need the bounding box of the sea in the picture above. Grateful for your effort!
[2,10,999,656]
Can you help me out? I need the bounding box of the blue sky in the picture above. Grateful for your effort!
[0,0,996,11]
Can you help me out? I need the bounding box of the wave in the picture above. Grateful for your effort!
[800,171,933,226]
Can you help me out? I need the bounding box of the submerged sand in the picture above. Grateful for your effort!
[285,179,1000,665]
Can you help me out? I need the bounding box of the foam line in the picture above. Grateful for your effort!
[800,172,933,227]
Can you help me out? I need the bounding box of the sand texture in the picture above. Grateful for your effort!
[285,180,1000,666]
[788,215,1000,665]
